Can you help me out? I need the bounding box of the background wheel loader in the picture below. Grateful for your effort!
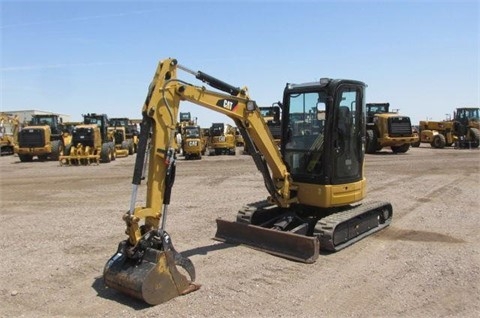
[14,114,67,162]
[60,113,116,165]
[103,58,393,306]
[365,103,419,154]
[412,107,480,149]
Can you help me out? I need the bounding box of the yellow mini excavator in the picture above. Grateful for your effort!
[103,58,393,305]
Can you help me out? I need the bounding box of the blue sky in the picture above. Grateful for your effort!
[1,0,478,127]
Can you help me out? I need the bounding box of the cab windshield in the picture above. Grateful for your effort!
[284,91,326,179]
[185,128,200,138]
[283,85,363,185]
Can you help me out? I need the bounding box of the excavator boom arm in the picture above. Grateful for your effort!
[139,58,295,227]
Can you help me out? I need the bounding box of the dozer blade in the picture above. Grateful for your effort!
[103,242,199,305]
[214,218,319,263]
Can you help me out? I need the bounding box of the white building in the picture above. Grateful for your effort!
[1,109,71,125]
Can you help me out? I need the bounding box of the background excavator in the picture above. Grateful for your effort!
[103,58,393,305]
[0,113,19,156]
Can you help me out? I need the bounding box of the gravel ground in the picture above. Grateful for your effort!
[0,145,479,318]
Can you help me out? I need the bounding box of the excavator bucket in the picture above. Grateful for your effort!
[214,218,319,263]
[103,241,199,305]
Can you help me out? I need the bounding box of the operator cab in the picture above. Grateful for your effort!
[281,79,366,186]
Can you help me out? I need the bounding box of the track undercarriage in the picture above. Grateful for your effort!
[215,200,393,263]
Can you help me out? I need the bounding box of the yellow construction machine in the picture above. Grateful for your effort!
[413,120,455,148]
[107,125,130,158]
[244,104,282,154]
[412,107,479,149]
[103,58,393,305]
[60,121,82,147]
[200,127,211,150]
[365,103,418,153]
[208,122,237,155]
[14,114,66,162]
[0,113,19,156]
[181,124,206,159]
[451,107,479,148]
[234,126,245,147]
[60,113,116,165]
[109,117,139,155]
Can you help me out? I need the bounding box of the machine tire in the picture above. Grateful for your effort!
[64,144,72,156]
[391,143,410,153]
[121,140,130,150]
[431,134,446,148]
[110,142,116,161]
[411,140,420,147]
[468,127,480,148]
[0,145,13,156]
[18,154,33,162]
[100,143,111,163]
[120,140,130,156]
[365,130,378,154]
[50,140,64,160]
[128,140,135,155]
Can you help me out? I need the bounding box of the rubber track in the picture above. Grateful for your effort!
[315,201,392,252]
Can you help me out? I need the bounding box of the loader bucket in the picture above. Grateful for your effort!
[214,218,319,263]
[103,242,199,305]
[114,148,129,158]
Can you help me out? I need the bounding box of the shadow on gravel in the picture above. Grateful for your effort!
[181,242,236,258]
[91,276,150,310]
[367,151,409,156]
[376,227,465,243]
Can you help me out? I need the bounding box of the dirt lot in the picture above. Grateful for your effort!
[1,145,479,317]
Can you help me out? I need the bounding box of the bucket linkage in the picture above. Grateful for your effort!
[104,228,199,305]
